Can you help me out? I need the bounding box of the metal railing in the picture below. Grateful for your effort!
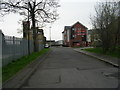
[0,30,34,66]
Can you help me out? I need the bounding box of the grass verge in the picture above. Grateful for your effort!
[2,48,50,82]
[83,48,120,58]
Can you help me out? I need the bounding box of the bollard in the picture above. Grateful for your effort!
[0,30,2,90]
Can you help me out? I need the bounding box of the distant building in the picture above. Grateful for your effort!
[23,21,46,50]
[87,29,94,46]
[23,21,31,39]
[36,28,46,50]
[46,40,56,46]
[62,26,71,46]
[88,29,102,47]
[55,40,63,46]
[62,21,88,47]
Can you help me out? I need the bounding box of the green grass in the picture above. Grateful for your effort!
[83,48,103,54]
[2,48,50,82]
[83,48,120,58]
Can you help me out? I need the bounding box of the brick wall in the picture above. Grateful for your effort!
[63,22,88,47]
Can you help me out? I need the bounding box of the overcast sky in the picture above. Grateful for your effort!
[0,0,105,41]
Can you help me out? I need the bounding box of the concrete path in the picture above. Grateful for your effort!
[20,47,118,88]
[74,47,119,67]
[2,50,51,88]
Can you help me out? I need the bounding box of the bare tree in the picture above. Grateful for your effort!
[91,1,119,52]
[0,0,60,52]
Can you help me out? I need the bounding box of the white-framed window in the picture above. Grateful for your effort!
[78,28,81,30]
[74,28,76,31]
[81,35,84,37]
[72,28,75,31]
[75,35,76,38]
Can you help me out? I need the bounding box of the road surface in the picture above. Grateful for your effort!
[21,47,118,88]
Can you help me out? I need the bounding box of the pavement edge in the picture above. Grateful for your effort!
[74,49,119,68]
[2,49,52,88]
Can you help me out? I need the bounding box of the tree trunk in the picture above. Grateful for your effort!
[32,13,38,52]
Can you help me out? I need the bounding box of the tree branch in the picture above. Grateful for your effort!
[35,1,43,7]
[35,9,49,17]
[1,2,29,11]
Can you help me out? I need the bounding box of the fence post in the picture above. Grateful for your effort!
[0,30,2,67]
[13,36,15,60]
[0,30,2,89]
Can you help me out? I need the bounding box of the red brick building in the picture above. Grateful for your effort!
[62,21,88,47]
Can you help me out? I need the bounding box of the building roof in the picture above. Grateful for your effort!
[64,26,71,30]
[62,26,71,34]
[62,21,88,34]
[88,29,93,34]
[71,21,88,29]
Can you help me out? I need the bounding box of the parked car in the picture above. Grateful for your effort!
[44,44,50,48]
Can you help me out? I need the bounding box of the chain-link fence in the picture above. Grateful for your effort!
[0,30,34,66]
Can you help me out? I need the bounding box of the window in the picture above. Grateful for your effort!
[74,28,76,31]
[37,32,41,34]
[81,32,85,34]
[75,35,76,38]
[72,28,75,31]
[82,35,86,41]
[78,28,81,30]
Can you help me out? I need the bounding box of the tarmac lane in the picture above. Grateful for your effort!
[21,47,118,88]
